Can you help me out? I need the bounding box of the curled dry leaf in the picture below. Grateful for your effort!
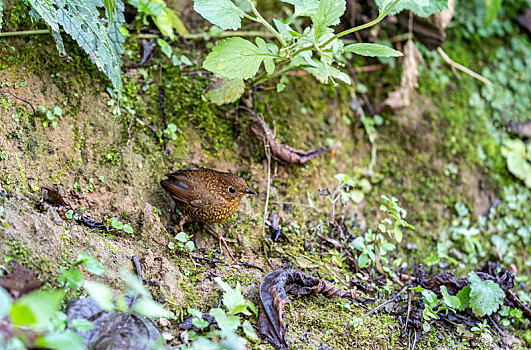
[244,108,329,164]
[258,269,359,349]
[0,261,45,299]
[382,39,422,110]
[67,297,162,350]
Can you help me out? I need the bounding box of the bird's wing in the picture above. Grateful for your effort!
[161,171,217,208]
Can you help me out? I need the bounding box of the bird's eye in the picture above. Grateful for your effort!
[228,186,236,194]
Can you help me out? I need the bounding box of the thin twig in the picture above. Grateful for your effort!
[404,292,412,330]
[0,90,36,115]
[437,47,492,85]
[363,286,407,317]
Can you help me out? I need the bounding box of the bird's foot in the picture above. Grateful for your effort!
[205,223,235,260]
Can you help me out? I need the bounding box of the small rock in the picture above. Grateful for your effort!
[162,332,174,341]
[158,318,170,327]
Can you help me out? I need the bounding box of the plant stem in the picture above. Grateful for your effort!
[0,29,50,37]
[320,0,401,48]
[247,0,286,47]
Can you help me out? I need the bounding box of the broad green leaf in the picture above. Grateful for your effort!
[71,318,95,331]
[440,286,461,310]
[120,269,150,298]
[0,286,11,318]
[281,0,319,16]
[203,37,276,80]
[133,298,176,319]
[344,43,403,57]
[468,272,505,317]
[192,317,210,329]
[486,0,503,24]
[351,190,364,204]
[209,308,240,338]
[10,290,64,331]
[393,226,403,242]
[194,0,246,30]
[501,139,531,188]
[311,0,346,38]
[77,253,105,275]
[358,252,369,268]
[60,268,84,289]
[205,77,245,105]
[175,231,188,242]
[84,281,114,312]
[34,330,85,350]
[152,1,189,39]
[375,0,448,17]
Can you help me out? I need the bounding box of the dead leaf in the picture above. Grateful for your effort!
[244,108,329,164]
[382,39,422,110]
[0,261,45,299]
[258,269,358,349]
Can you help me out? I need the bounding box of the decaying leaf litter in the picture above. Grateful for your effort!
[1,0,531,349]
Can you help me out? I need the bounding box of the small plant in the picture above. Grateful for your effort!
[193,0,448,104]
[37,105,63,128]
[324,173,372,220]
[168,231,195,252]
[185,277,258,349]
[127,0,188,40]
[109,217,134,234]
[378,195,414,243]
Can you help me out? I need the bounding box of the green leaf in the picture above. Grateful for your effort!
[203,37,276,80]
[440,286,461,310]
[77,253,106,275]
[123,224,134,234]
[120,269,151,298]
[242,319,259,341]
[0,0,4,32]
[311,0,346,38]
[281,0,319,17]
[192,317,210,329]
[209,308,240,337]
[157,38,172,58]
[34,330,85,350]
[0,286,12,319]
[343,43,403,57]
[468,272,505,317]
[375,0,448,17]
[215,277,255,316]
[393,226,403,242]
[71,318,95,331]
[501,139,531,188]
[151,1,189,39]
[456,286,471,311]
[486,0,503,24]
[193,0,246,30]
[84,281,114,312]
[60,268,84,289]
[133,298,176,319]
[204,77,245,105]
[304,59,351,85]
[175,231,188,242]
[10,290,64,331]
[358,252,369,268]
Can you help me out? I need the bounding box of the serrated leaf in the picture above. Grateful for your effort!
[215,277,255,316]
[133,298,176,319]
[311,0,346,38]
[281,0,319,17]
[194,0,246,30]
[344,43,403,57]
[468,272,505,317]
[456,285,471,311]
[203,37,276,80]
[60,268,84,289]
[209,308,240,338]
[304,59,351,85]
[375,0,448,17]
[486,0,503,24]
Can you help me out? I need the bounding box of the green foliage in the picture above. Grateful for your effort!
[192,0,444,104]
[485,0,502,24]
[375,0,448,17]
[185,277,258,348]
[128,0,188,39]
[501,138,531,188]
[168,231,195,252]
[109,217,134,234]
[378,195,414,243]
[468,271,505,317]
[25,0,125,103]
[0,0,4,31]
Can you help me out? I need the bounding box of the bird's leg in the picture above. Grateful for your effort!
[177,217,198,267]
[204,223,234,260]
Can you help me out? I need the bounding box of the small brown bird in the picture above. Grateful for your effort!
[160,168,256,258]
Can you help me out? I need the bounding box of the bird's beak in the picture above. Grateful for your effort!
[245,188,257,195]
